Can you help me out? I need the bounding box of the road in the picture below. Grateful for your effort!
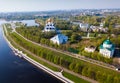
[3,25,98,83]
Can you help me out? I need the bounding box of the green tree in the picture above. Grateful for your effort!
[69,62,76,71]
[71,33,80,41]
[82,67,88,76]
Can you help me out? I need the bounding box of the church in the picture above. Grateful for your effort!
[50,34,68,45]
[43,18,56,32]
[99,39,115,58]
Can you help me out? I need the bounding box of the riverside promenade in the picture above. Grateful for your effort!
[2,25,73,83]
[3,24,99,83]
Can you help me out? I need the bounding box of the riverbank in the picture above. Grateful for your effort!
[4,23,108,83]
[2,25,74,83]
[3,23,92,83]
[0,24,63,83]
[2,24,74,83]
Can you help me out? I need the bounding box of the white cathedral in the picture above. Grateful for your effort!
[43,18,56,32]
[99,39,115,58]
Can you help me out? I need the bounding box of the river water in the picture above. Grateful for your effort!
[13,20,39,26]
[0,20,62,83]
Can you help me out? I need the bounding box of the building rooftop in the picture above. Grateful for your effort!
[100,44,115,51]
[103,39,112,44]
[50,34,68,45]
[100,39,115,51]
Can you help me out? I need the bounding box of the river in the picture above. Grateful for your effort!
[13,20,39,26]
[0,20,62,83]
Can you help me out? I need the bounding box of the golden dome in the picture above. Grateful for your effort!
[46,18,53,23]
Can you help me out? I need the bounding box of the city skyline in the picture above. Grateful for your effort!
[0,0,120,12]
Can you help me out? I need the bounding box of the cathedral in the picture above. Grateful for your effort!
[99,39,115,58]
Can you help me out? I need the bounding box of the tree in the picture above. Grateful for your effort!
[72,25,79,32]
[87,68,96,79]
[82,67,88,76]
[71,33,79,41]
[111,28,120,35]
[69,62,76,71]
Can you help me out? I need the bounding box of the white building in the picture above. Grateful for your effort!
[71,21,81,25]
[79,23,89,31]
[100,23,104,27]
[85,46,96,53]
[99,39,115,58]
[50,34,68,45]
[11,22,16,28]
[90,25,108,33]
[43,18,56,32]
[79,23,89,28]
[100,21,105,27]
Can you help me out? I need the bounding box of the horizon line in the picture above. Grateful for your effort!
[0,8,120,13]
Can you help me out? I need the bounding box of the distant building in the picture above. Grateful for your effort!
[10,22,16,32]
[80,23,89,28]
[85,46,96,53]
[11,22,16,28]
[71,21,82,25]
[99,27,108,33]
[90,25,108,33]
[79,23,89,31]
[100,23,104,27]
[99,39,115,58]
[43,18,56,32]
[100,21,105,27]
[115,24,120,28]
[50,34,68,45]
[90,25,99,32]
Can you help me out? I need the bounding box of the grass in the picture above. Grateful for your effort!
[63,72,90,83]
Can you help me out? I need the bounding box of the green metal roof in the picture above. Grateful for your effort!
[103,39,112,44]
[100,44,115,51]
[100,39,115,51]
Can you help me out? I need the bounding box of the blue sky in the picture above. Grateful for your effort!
[0,0,120,12]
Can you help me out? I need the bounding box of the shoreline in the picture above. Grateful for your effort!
[2,26,73,83]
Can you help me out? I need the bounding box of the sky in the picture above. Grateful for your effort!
[0,0,120,12]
